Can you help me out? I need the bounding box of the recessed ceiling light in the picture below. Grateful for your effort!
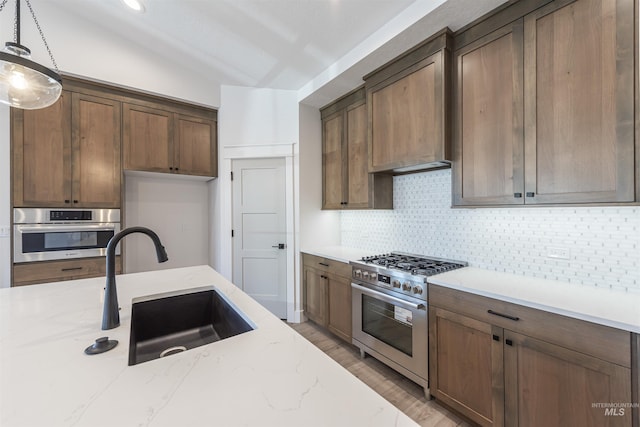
[121,0,145,12]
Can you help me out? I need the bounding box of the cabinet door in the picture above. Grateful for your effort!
[327,274,351,342]
[123,103,173,173]
[175,114,217,177]
[429,307,504,427]
[12,91,72,207]
[322,112,345,209]
[504,331,632,427]
[369,51,445,172]
[345,102,370,208]
[523,0,635,204]
[303,267,327,326]
[72,93,121,208]
[452,21,525,206]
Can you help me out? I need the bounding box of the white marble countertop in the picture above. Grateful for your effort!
[428,267,640,333]
[301,246,375,264]
[0,265,417,427]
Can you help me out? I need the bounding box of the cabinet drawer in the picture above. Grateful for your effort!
[13,257,122,286]
[302,253,351,278]
[429,284,631,368]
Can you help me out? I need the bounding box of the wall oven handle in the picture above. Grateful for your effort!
[16,224,116,233]
[351,282,425,310]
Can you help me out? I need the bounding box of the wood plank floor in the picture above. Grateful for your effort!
[288,321,472,427]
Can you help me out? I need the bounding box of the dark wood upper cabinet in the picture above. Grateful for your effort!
[453,0,637,206]
[122,103,173,174]
[12,90,120,208]
[123,103,217,178]
[365,29,452,173]
[522,0,635,204]
[321,87,392,210]
[452,21,525,206]
[175,114,217,177]
[12,91,72,207]
[72,93,121,208]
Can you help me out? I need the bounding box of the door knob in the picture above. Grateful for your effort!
[272,243,286,249]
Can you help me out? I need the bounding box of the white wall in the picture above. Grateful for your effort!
[342,170,640,292]
[213,86,299,278]
[124,174,209,273]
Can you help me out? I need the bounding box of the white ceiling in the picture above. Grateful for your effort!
[3,0,508,107]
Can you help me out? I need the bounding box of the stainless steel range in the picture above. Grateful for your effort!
[350,252,467,399]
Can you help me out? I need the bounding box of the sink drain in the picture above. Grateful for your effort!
[159,346,187,358]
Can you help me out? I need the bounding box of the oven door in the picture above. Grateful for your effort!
[13,223,120,263]
[351,282,428,381]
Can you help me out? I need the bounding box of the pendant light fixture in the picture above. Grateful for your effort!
[0,0,62,110]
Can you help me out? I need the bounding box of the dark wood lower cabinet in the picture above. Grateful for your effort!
[429,307,504,426]
[504,331,632,427]
[13,256,122,287]
[429,285,634,427]
[302,253,352,343]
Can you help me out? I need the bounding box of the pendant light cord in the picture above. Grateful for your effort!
[23,0,59,72]
[0,0,59,73]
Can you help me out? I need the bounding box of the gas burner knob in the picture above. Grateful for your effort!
[370,273,377,281]
[413,286,423,295]
[392,280,401,288]
[354,269,362,278]
[363,271,370,279]
[402,282,412,291]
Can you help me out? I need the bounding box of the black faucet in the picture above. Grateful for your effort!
[102,226,169,330]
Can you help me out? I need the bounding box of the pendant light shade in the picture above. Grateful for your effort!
[0,0,62,110]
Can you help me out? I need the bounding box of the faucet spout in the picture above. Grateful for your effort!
[102,226,168,330]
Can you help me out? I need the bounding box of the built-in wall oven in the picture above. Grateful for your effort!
[13,208,120,263]
[351,252,467,399]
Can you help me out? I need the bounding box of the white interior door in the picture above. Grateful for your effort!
[232,158,287,318]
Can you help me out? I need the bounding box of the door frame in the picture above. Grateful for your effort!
[221,143,296,322]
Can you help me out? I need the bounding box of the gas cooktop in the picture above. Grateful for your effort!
[355,252,467,278]
[350,252,468,301]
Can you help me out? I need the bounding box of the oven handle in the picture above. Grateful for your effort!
[16,224,117,233]
[351,283,426,310]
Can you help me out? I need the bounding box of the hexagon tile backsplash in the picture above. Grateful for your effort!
[341,169,640,291]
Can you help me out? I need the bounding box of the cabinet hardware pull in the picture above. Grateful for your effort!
[73,200,78,203]
[514,193,522,198]
[318,262,329,267]
[526,192,535,197]
[487,310,520,321]
[492,335,500,342]
[169,167,174,170]
[505,339,513,346]
[61,267,83,272]
[175,168,179,171]
[64,200,70,203]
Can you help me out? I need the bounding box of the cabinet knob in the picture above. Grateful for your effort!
[169,167,174,171]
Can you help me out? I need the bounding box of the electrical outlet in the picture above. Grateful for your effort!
[0,226,10,237]
[547,247,570,260]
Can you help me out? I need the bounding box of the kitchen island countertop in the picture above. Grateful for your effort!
[0,265,417,427]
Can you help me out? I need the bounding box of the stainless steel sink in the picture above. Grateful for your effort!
[128,286,255,365]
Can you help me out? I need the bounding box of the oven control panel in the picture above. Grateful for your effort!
[353,269,426,299]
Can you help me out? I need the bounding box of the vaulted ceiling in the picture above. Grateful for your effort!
[1,0,508,107]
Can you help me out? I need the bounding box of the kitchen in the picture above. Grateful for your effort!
[1,0,639,426]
